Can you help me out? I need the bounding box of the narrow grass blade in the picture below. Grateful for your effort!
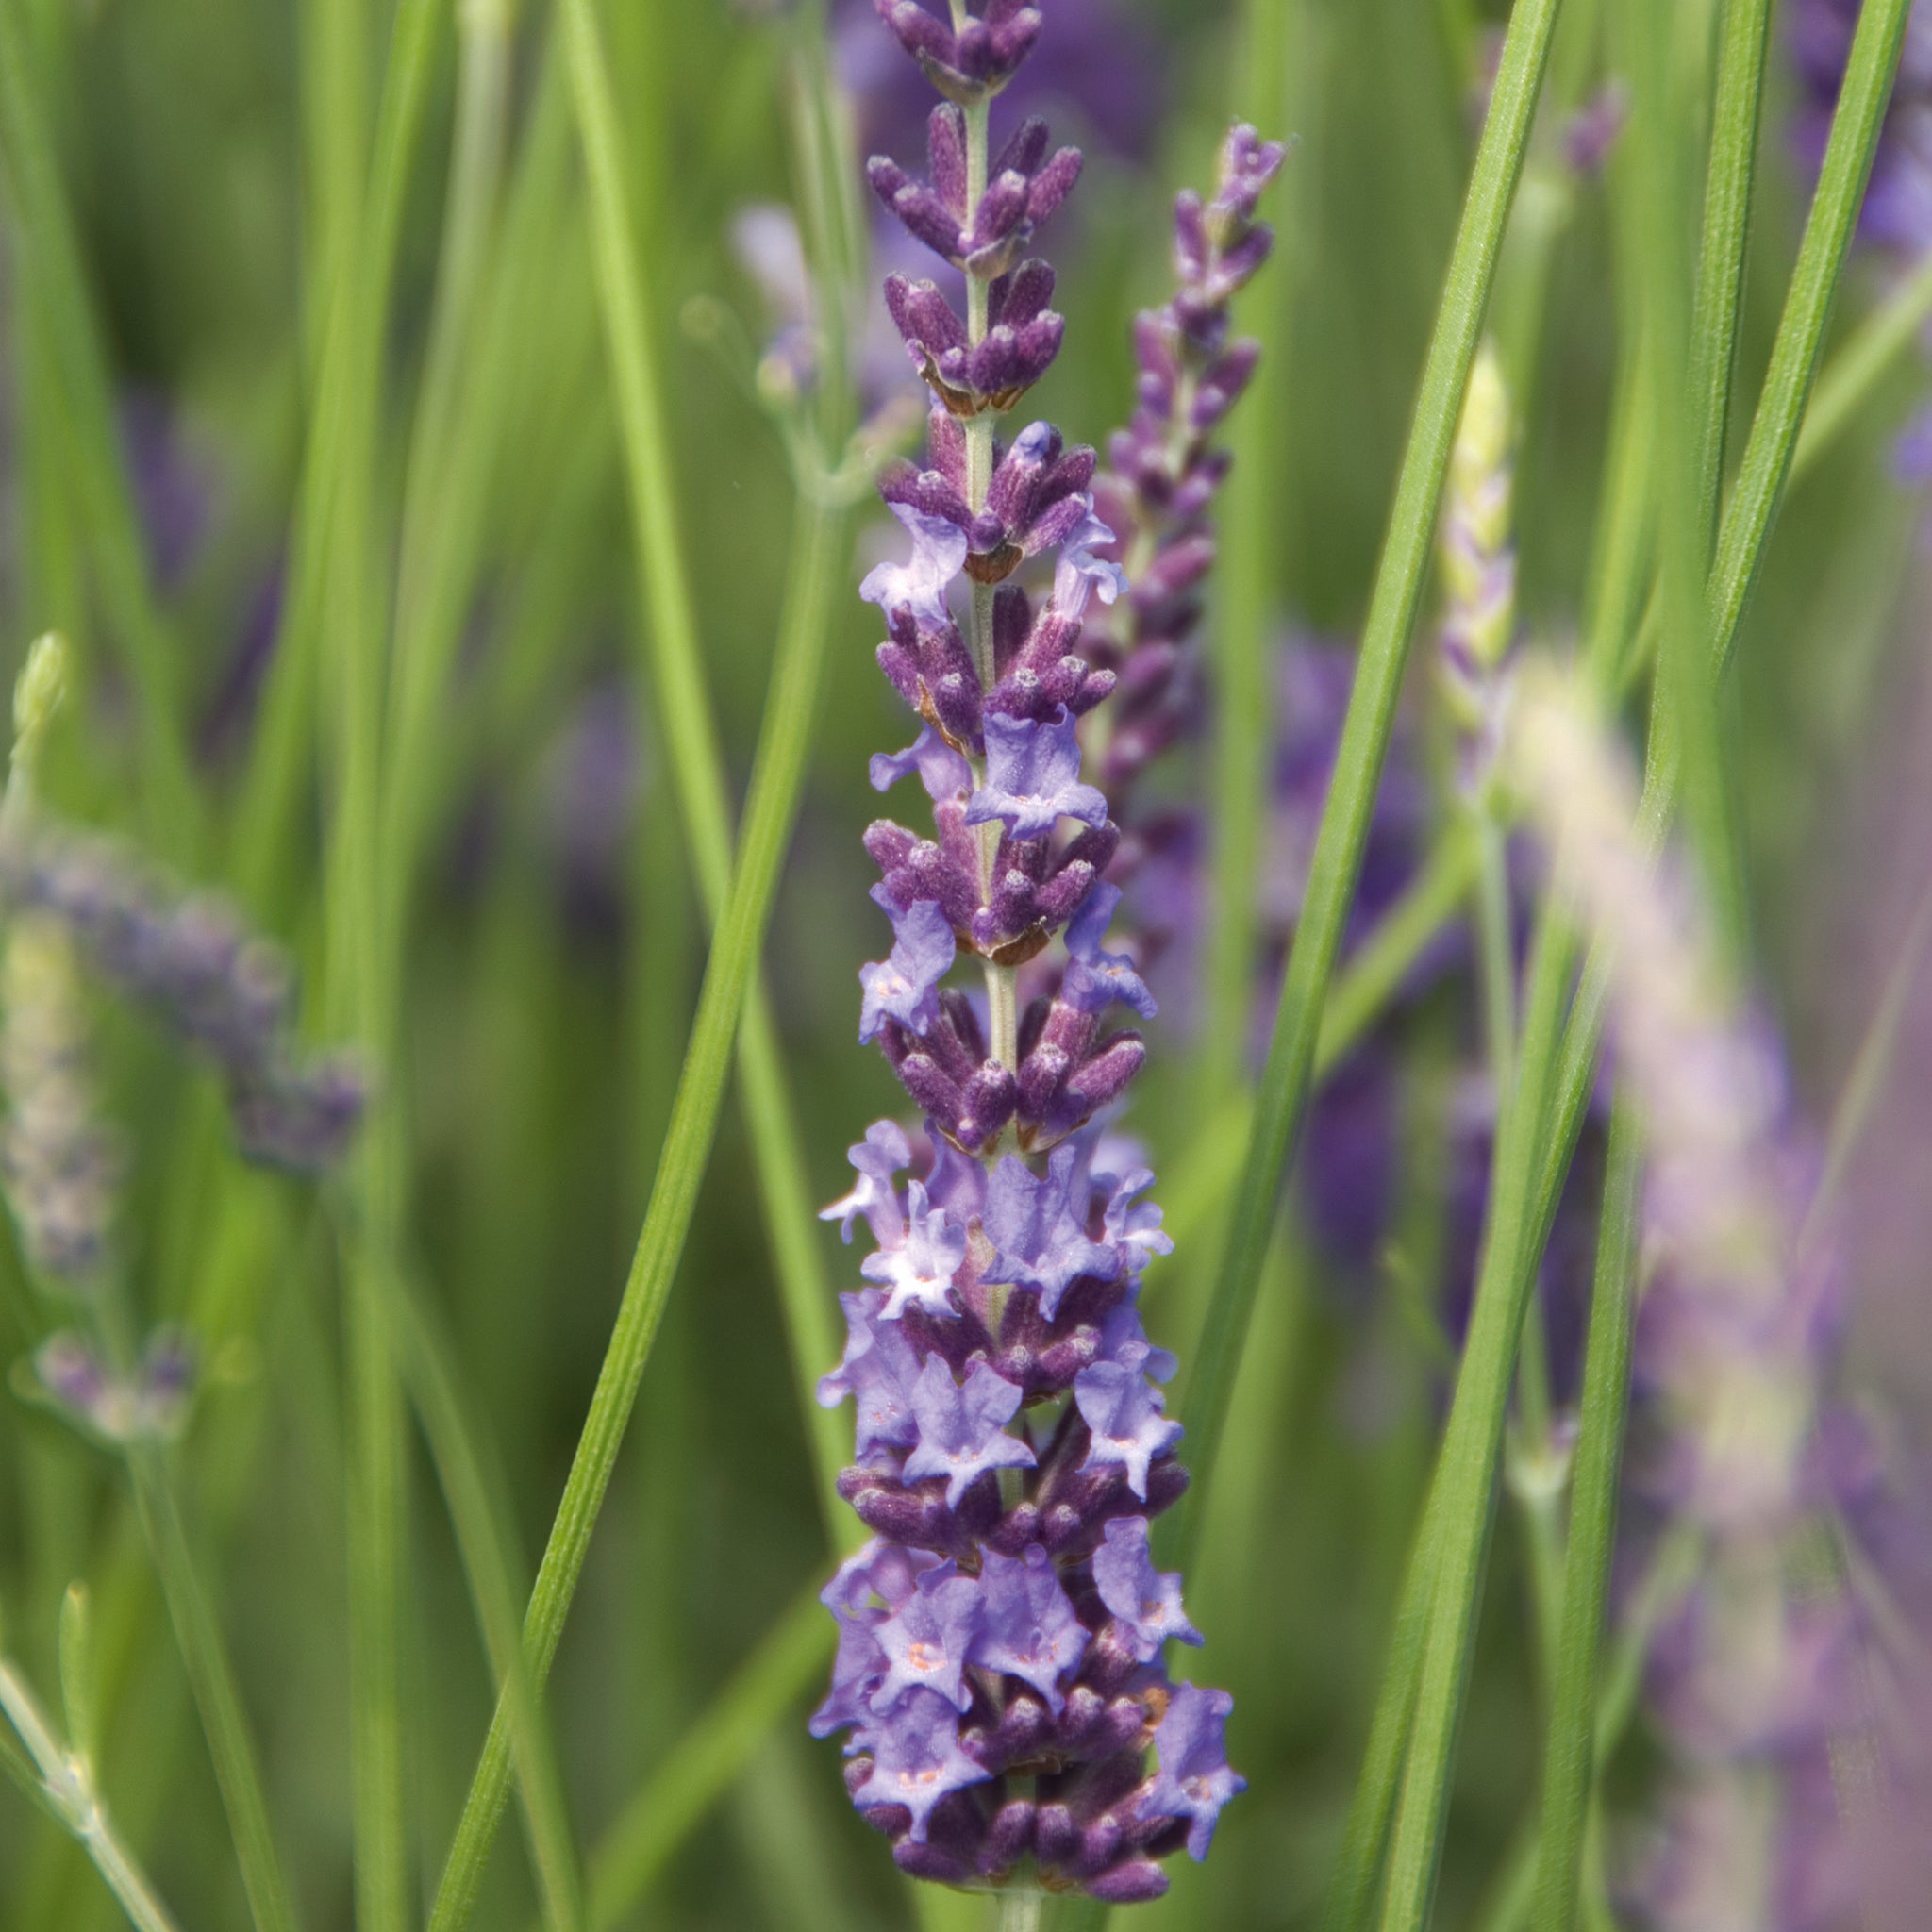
[394,1283,586,1932]
[1686,0,1773,549]
[1318,1480,1444,1932]
[422,7,852,1922]
[1708,0,1914,679]
[580,1584,832,1932]
[1198,0,1303,1112]
[1792,250,1932,476]
[1171,0,1567,1575]
[0,3,202,857]
[125,1456,300,1932]
[1529,1098,1641,1932]
[1374,875,1574,1932]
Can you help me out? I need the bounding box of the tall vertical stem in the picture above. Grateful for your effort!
[958,92,1019,1089]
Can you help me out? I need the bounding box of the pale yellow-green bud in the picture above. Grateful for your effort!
[10,633,68,787]
[1439,342,1517,713]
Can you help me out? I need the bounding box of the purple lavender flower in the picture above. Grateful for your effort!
[1139,1685,1244,1860]
[900,1355,1035,1505]
[1091,1517,1201,1662]
[858,895,956,1043]
[814,7,1241,1899]
[1081,125,1285,819]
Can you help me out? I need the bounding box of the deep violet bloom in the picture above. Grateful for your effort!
[815,4,1244,1903]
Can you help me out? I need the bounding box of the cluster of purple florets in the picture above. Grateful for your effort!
[810,0,1250,1906]
[0,824,364,1172]
[1086,129,1284,812]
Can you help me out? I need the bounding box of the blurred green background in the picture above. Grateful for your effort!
[0,0,1925,1927]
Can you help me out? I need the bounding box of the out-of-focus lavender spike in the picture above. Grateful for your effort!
[0,825,364,1174]
[0,915,119,1282]
[1510,666,1890,1931]
[31,1326,194,1445]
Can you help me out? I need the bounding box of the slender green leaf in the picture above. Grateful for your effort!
[0,2,201,858]
[1708,0,1913,678]
[1530,1098,1641,1932]
[1198,0,1301,1112]
[126,1456,300,1932]
[423,7,852,1922]
[1792,250,1932,476]
[1172,0,1567,1576]
[1318,1485,1444,1932]
[1686,0,1773,550]
[395,1283,586,1932]
[579,1585,832,1931]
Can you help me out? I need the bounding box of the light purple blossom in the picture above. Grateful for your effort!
[962,708,1110,841]
[1051,507,1127,624]
[858,896,956,1043]
[859,1179,966,1320]
[871,1564,985,1713]
[1095,1298,1178,1384]
[981,1140,1119,1318]
[1061,882,1158,1018]
[1092,1517,1201,1661]
[812,1538,941,1739]
[901,1357,1035,1506]
[1141,1684,1244,1859]
[817,1291,926,1457]
[869,723,973,801]
[1075,1359,1181,1499]
[971,1544,1088,1713]
[859,500,970,629]
[849,1686,991,1840]
[1099,1164,1174,1273]
[821,1119,913,1244]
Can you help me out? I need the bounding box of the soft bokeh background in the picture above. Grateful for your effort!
[0,0,1926,1927]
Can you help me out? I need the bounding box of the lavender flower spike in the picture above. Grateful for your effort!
[1510,667,1876,1932]
[814,7,1244,1903]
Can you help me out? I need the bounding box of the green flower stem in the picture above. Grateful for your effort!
[393,1282,586,1932]
[578,1584,832,1932]
[422,6,852,1922]
[999,1893,1045,1932]
[1169,0,1566,1578]
[0,3,203,861]
[1529,1097,1641,1932]
[124,1453,300,1932]
[0,1656,182,1932]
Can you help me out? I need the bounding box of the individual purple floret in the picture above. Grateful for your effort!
[816,5,1244,1902]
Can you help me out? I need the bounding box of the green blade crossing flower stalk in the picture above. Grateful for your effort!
[1170,0,1567,1576]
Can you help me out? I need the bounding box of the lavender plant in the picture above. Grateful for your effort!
[808,8,1273,1908]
